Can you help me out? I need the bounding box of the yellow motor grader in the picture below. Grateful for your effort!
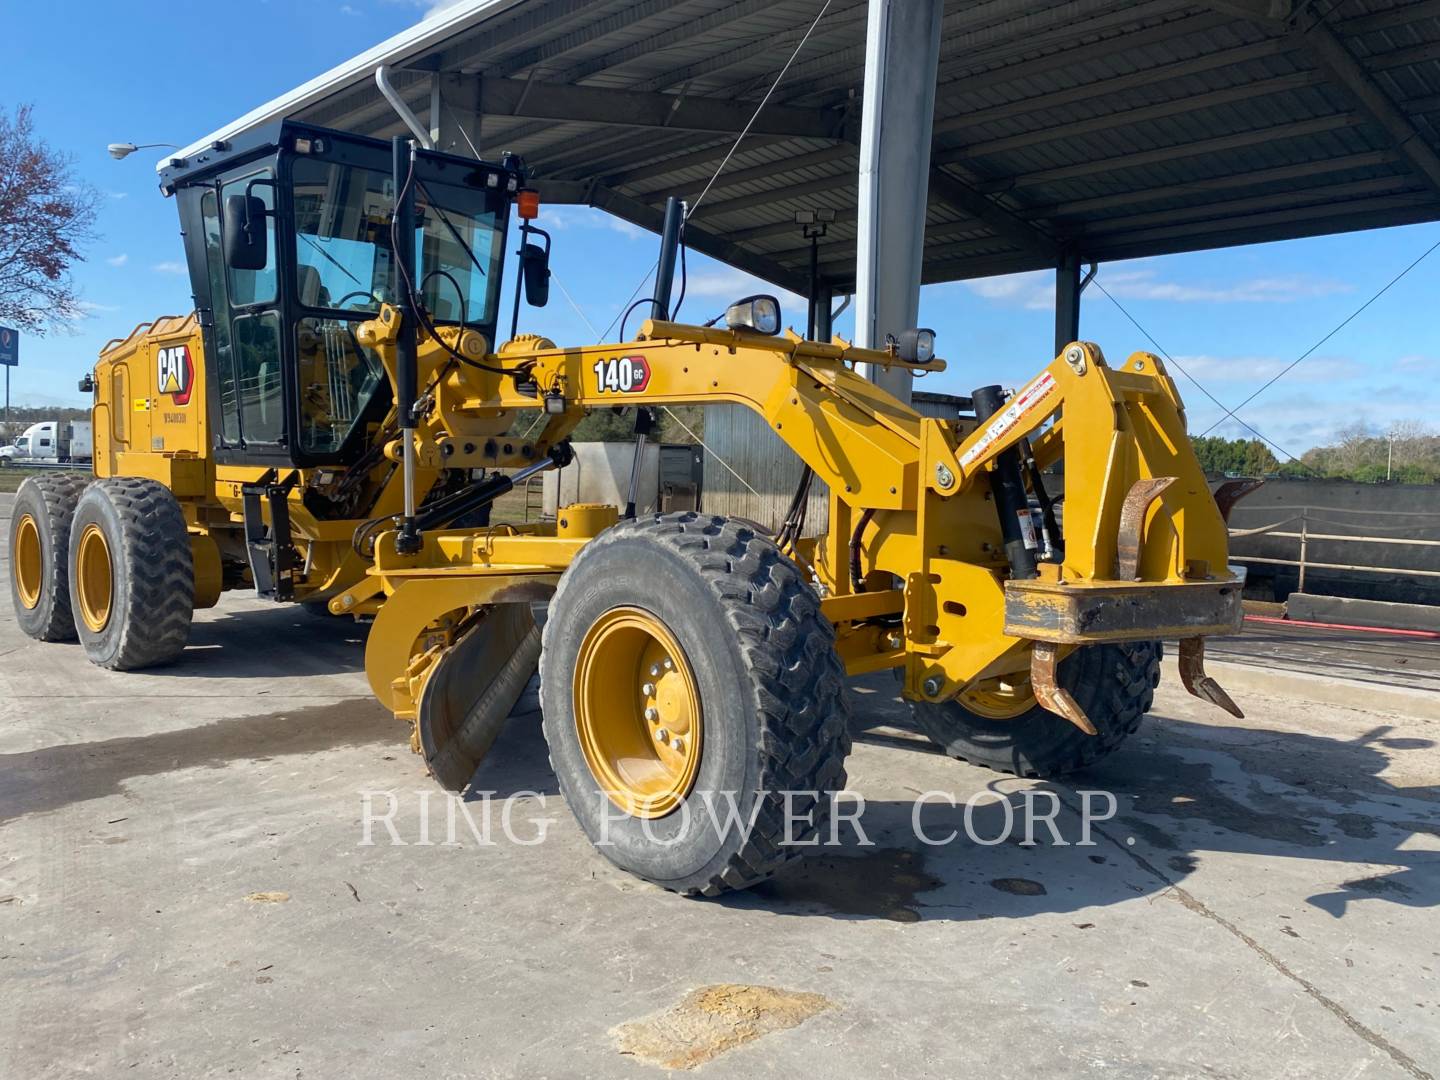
[9,123,1249,894]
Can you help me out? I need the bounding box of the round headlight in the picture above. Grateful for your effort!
[724,295,781,335]
[896,327,936,363]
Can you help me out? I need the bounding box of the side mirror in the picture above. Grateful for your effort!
[223,193,269,271]
[520,241,550,307]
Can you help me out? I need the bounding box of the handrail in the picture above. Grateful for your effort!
[1229,504,1440,592]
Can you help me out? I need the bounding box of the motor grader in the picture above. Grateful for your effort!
[9,122,1249,894]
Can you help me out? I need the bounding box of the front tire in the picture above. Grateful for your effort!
[540,513,850,896]
[9,473,88,641]
[913,641,1161,778]
[68,478,194,670]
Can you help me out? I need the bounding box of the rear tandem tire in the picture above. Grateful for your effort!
[540,513,851,896]
[68,477,195,671]
[912,641,1162,779]
[9,473,89,641]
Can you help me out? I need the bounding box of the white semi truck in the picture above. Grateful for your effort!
[0,420,93,465]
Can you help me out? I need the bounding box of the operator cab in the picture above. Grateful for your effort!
[161,122,523,468]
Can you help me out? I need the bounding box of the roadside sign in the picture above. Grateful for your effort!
[0,326,17,367]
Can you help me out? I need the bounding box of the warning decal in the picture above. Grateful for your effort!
[957,371,1058,470]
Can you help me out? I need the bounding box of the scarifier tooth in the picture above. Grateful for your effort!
[1178,637,1244,719]
[1031,641,1097,735]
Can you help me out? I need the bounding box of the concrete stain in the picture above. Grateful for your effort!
[749,847,943,922]
[612,984,832,1071]
[989,877,1047,897]
[0,699,399,826]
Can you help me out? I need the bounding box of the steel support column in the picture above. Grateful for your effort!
[1055,253,1082,357]
[430,73,482,158]
[854,0,943,403]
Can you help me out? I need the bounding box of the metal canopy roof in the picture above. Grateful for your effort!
[173,0,1440,296]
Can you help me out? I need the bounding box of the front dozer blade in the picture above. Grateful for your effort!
[418,604,542,791]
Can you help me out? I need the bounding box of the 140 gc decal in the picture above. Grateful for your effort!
[592,355,651,394]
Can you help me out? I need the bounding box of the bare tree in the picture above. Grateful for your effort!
[0,105,99,334]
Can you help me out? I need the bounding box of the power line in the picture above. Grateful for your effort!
[595,0,832,343]
[1090,277,1313,468]
[550,268,600,339]
[1197,233,1440,437]
[596,261,657,343]
[687,0,834,218]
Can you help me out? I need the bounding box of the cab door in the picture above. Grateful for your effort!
[198,166,290,465]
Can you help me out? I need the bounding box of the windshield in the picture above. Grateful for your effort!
[15,438,28,451]
[290,157,506,328]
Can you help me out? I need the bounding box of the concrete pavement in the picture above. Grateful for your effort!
[1,493,1438,1079]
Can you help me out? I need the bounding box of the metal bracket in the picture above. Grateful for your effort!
[1178,637,1244,719]
[240,469,302,602]
[1031,642,1097,735]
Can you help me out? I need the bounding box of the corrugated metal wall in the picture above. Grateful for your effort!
[700,405,828,533]
[700,393,970,533]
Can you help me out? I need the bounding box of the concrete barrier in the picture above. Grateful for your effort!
[1286,592,1440,633]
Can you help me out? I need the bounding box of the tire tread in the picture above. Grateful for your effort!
[10,473,89,641]
[72,477,193,670]
[541,512,851,896]
[912,641,1161,779]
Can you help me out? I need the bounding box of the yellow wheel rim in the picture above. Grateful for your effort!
[75,523,114,634]
[959,674,1036,720]
[14,513,43,610]
[574,607,702,819]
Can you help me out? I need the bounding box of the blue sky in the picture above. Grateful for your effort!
[3,0,1437,457]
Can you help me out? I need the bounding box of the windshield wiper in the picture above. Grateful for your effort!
[298,232,378,301]
[413,177,487,283]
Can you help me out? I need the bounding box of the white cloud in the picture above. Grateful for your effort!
[153,261,186,274]
[107,191,129,200]
[1101,268,1349,304]
[682,269,805,322]
[959,270,1053,310]
[383,0,468,20]
[105,254,128,268]
[1394,354,1435,372]
[1166,354,1364,384]
[76,300,120,314]
[422,0,468,18]
[961,267,1351,310]
[538,206,646,240]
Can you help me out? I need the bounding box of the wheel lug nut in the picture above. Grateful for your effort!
[644,707,658,722]
[663,658,674,671]
[655,729,669,742]
[641,682,655,696]
[671,737,683,752]
[649,664,661,677]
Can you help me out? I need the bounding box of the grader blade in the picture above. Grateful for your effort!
[418,604,542,791]
[1177,637,1244,719]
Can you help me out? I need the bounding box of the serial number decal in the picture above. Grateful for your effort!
[957,371,1057,470]
[592,355,651,394]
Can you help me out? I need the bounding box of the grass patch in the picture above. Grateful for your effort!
[0,467,90,494]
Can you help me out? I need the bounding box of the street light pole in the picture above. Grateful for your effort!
[106,141,179,161]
